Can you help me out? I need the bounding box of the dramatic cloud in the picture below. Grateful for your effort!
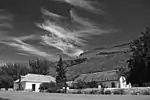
[0,37,58,61]
[36,8,109,57]
[53,0,104,14]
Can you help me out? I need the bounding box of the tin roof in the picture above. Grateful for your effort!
[15,73,56,83]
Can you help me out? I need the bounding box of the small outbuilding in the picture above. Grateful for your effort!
[14,73,56,92]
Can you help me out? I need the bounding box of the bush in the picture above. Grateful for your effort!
[113,89,125,95]
[142,90,150,95]
[87,81,98,88]
[89,89,104,94]
[72,81,101,89]
[76,90,82,94]
[89,90,98,94]
[39,82,57,92]
[100,88,105,94]
[132,89,150,95]
[104,90,111,95]
[123,88,150,95]
[73,80,89,89]
[47,87,57,93]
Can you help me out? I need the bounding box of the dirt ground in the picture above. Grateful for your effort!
[0,91,150,100]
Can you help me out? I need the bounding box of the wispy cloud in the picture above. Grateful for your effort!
[0,22,12,28]
[16,34,39,41]
[41,8,65,19]
[0,9,14,35]
[17,52,30,56]
[36,8,110,57]
[53,0,104,14]
[41,35,83,57]
[0,37,58,61]
[0,10,14,20]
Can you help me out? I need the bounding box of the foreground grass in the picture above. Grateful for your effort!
[0,91,150,100]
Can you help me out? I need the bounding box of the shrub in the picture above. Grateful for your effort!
[124,88,150,95]
[89,90,98,94]
[133,89,150,95]
[113,89,125,95]
[89,89,104,94]
[76,90,82,94]
[82,90,90,94]
[104,90,111,95]
[99,88,105,94]
[39,82,57,92]
[73,80,89,89]
[142,90,150,95]
[87,81,98,88]
[47,87,57,93]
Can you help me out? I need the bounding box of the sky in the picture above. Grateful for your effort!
[0,0,150,63]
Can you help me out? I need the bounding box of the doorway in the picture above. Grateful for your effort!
[111,82,116,88]
[32,84,36,91]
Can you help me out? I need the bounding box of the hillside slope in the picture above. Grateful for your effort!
[47,43,131,81]
[66,43,131,80]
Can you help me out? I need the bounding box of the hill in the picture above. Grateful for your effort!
[40,42,131,80]
[65,43,131,80]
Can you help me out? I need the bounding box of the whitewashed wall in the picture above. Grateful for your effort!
[24,82,41,92]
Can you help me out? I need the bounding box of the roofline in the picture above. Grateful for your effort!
[80,69,119,76]
[14,80,56,83]
[73,79,119,83]
[21,81,55,83]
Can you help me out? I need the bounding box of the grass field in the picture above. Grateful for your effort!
[0,91,150,100]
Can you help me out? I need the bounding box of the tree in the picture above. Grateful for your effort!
[56,56,67,93]
[29,59,51,75]
[127,26,150,86]
[0,63,29,90]
[0,63,29,81]
[0,75,13,90]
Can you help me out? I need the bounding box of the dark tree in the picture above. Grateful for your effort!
[0,63,29,90]
[127,26,150,86]
[0,63,29,81]
[56,56,67,93]
[29,59,50,75]
[0,75,13,90]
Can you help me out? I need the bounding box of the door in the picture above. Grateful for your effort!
[111,82,116,88]
[32,84,36,91]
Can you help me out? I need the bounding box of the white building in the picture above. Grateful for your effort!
[14,74,56,92]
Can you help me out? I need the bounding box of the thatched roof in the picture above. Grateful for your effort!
[73,70,120,83]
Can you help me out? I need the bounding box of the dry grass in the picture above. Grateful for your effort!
[0,91,150,100]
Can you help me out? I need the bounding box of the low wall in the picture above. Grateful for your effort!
[67,87,150,95]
